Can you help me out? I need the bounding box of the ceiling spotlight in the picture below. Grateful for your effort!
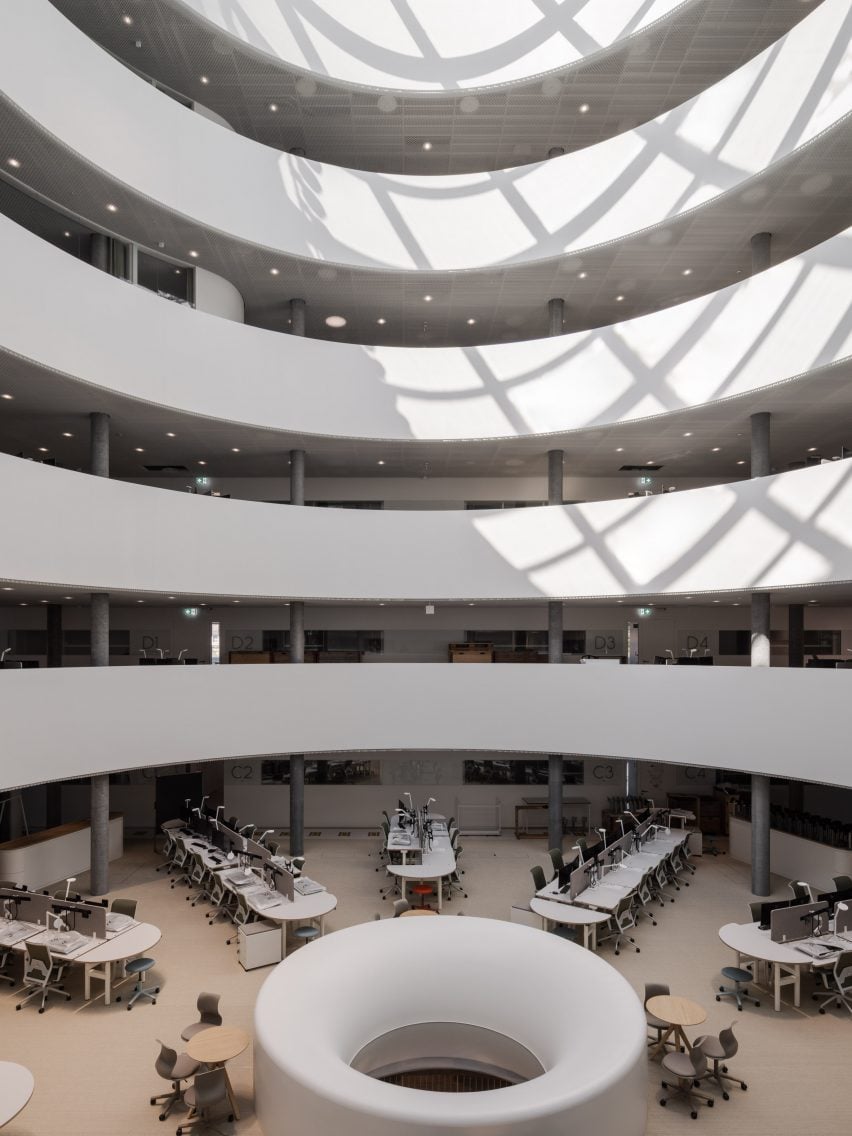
[137,599,145,604]
[423,294,433,302]
[122,14,133,25]
[188,250,199,258]
[682,268,693,276]
[269,268,279,275]
[615,447,624,453]
[422,141,433,151]
[62,432,74,438]
[683,432,692,437]
[134,447,144,453]
[578,271,588,279]
[232,599,240,604]
[712,446,721,452]
[578,103,590,114]
[377,460,385,466]
[231,447,240,453]
[646,460,654,465]
[325,315,347,328]
[200,75,209,85]
[268,103,279,112]
[198,460,207,466]
[64,596,73,600]
[1,394,13,400]
[377,317,386,325]
[466,318,476,325]
[615,294,625,302]
[7,158,21,169]
[106,203,118,212]
[168,596,176,600]
[807,446,817,452]
[736,459,746,465]
[18,602,27,607]
[166,432,176,438]
[1,587,12,591]
[37,447,49,453]
[63,231,71,238]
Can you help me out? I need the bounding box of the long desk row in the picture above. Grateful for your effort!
[383,810,457,911]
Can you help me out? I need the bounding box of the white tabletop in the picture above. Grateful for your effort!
[76,921,162,964]
[387,828,455,882]
[0,1062,34,1127]
[254,890,338,922]
[573,883,633,911]
[530,898,612,926]
[718,922,814,966]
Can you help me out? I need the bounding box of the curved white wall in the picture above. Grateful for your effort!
[172,0,687,91]
[193,266,245,322]
[1,664,850,792]
[2,457,851,601]
[2,216,850,443]
[3,0,849,271]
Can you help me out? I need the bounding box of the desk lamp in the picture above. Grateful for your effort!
[63,876,76,900]
[665,649,674,661]
[139,648,147,659]
[404,792,414,812]
[238,824,255,835]
[156,647,164,659]
[200,795,210,812]
[597,827,607,849]
[178,648,188,661]
[258,830,274,846]
[215,804,225,822]
[571,844,585,866]
[836,902,850,934]
[1,647,11,662]
[616,819,626,837]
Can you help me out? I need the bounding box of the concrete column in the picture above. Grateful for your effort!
[547,297,564,337]
[547,447,564,850]
[90,232,110,273]
[547,449,564,506]
[89,592,110,894]
[750,593,771,894]
[46,604,62,668]
[750,412,770,478]
[89,412,110,478]
[751,592,771,669]
[289,298,306,337]
[750,231,772,274]
[289,446,306,856]
[788,604,804,668]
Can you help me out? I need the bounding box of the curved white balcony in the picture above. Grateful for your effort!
[2,457,851,602]
[1,0,849,278]
[0,664,848,794]
[2,216,850,448]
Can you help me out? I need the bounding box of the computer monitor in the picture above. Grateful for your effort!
[758,899,794,930]
[398,799,407,814]
[581,840,604,864]
[557,859,578,892]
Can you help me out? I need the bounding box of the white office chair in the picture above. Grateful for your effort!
[812,949,852,1015]
[15,942,71,1013]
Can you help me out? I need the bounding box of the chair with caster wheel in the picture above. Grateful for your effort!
[812,948,852,1015]
[181,991,222,1040]
[176,1068,234,1135]
[121,957,158,1009]
[694,1022,748,1099]
[15,943,71,1013]
[659,1045,714,1117]
[150,1040,200,1121]
[716,966,759,1010]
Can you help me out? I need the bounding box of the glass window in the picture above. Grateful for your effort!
[718,630,751,655]
[804,630,841,655]
[261,759,381,784]
[463,759,583,785]
[137,251,193,304]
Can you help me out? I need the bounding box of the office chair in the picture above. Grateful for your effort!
[291,856,306,877]
[835,902,852,934]
[444,846,467,901]
[694,1022,748,1099]
[597,894,639,956]
[110,897,138,919]
[52,889,82,902]
[629,868,659,927]
[392,899,411,917]
[15,942,71,1013]
[748,900,763,924]
[224,891,257,945]
[266,839,281,856]
[788,880,814,903]
[530,865,547,894]
[659,1046,714,1117]
[150,1041,201,1121]
[716,966,760,1010]
[833,875,852,892]
[181,992,223,1040]
[644,983,672,1051]
[812,949,852,1015]
[176,1068,234,1135]
[547,847,565,879]
[206,873,236,925]
[0,942,16,986]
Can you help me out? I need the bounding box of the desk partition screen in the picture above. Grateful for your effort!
[770,901,828,943]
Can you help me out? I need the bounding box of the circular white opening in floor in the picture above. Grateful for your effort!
[254,916,647,1136]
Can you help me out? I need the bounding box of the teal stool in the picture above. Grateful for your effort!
[120,957,158,1009]
[293,925,320,948]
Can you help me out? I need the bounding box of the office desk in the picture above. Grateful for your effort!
[79,922,162,1005]
[387,829,455,912]
[718,922,812,1012]
[530,897,611,950]
[514,797,591,839]
[0,1062,34,1129]
[646,995,706,1058]
[573,882,634,912]
[249,890,337,957]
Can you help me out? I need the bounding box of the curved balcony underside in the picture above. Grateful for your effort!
[1,217,850,468]
[2,457,851,604]
[1,0,850,341]
[50,0,821,173]
[0,664,848,794]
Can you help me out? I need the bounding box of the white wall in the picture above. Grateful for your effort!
[1,664,852,793]
[191,101,234,131]
[729,817,852,893]
[2,455,852,601]
[194,266,245,322]
[2,1,848,270]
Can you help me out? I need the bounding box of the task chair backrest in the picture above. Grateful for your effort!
[111,897,138,918]
[834,949,852,990]
[530,865,547,894]
[717,1021,739,1060]
[24,941,53,980]
[198,991,222,1026]
[644,982,669,1007]
[155,1041,178,1079]
[392,899,411,917]
[194,1068,229,1112]
[833,875,852,892]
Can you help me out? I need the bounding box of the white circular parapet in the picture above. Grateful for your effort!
[254,916,647,1136]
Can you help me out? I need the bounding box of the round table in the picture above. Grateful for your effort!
[0,1062,34,1129]
[530,898,611,950]
[186,1026,249,1120]
[646,995,706,1059]
[400,907,438,917]
[718,921,813,1012]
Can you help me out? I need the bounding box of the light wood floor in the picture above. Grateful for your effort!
[2,834,849,1135]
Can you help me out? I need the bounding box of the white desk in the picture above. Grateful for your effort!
[718,921,812,1012]
[251,890,338,956]
[387,829,455,912]
[79,921,162,1005]
[0,1062,34,1128]
[573,882,633,912]
[529,897,611,950]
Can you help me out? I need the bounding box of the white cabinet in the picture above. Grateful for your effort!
[237,919,282,970]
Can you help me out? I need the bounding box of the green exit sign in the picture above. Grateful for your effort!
[637,607,652,617]
[182,607,199,618]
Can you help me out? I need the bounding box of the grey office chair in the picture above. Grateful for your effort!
[833,875,852,892]
[788,880,813,903]
[748,900,763,923]
[659,1046,714,1117]
[150,1041,201,1121]
[15,942,71,1013]
[224,891,257,945]
[530,865,547,894]
[52,889,82,902]
[444,845,467,900]
[176,1068,234,1135]
[110,897,138,918]
[181,992,223,1041]
[205,872,236,925]
[695,1022,747,1099]
[392,898,411,917]
[812,948,852,1015]
[644,982,672,1050]
[0,942,16,986]
[598,894,639,955]
[547,847,565,879]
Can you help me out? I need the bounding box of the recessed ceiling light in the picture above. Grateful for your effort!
[166,432,176,438]
[377,460,385,466]
[7,158,21,169]
[268,103,279,112]
[122,14,133,25]
[40,600,48,604]
[232,600,240,604]
[808,599,818,604]
[231,447,240,453]
[736,459,746,465]
[135,447,144,453]
[713,599,720,603]
[615,447,624,453]
[377,317,386,325]
[682,268,693,276]
[466,318,476,325]
[106,203,118,212]
[137,599,145,603]
[1,587,12,591]
[468,602,475,606]
[423,294,433,302]
[615,294,625,302]
[578,271,588,279]
[807,446,817,452]
[198,460,207,466]
[63,231,71,238]
[168,596,176,600]
[325,315,347,328]
[732,603,740,606]
[683,432,692,437]
[188,250,199,258]
[646,460,654,465]
[685,596,692,600]
[1,394,13,400]
[64,596,73,600]
[578,103,590,114]
[18,602,27,607]
[422,141,433,151]
[63,429,74,437]
[711,447,721,452]
[174,268,181,275]
[200,75,209,85]
[616,599,623,604]
[269,268,279,276]
[37,447,49,453]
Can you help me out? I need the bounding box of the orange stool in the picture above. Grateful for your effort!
[412,884,434,908]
